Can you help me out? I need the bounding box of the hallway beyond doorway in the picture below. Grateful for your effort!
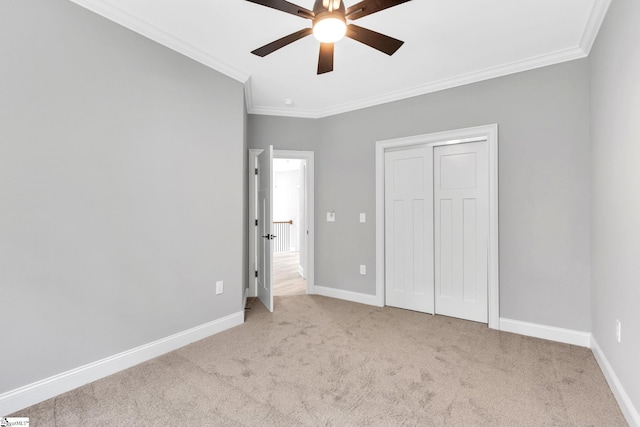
[274,252,306,296]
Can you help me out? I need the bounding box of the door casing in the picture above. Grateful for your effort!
[375,124,500,329]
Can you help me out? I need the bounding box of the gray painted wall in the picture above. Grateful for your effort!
[590,0,640,411]
[0,0,245,393]
[249,59,592,332]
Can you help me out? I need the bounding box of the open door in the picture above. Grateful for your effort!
[257,146,274,312]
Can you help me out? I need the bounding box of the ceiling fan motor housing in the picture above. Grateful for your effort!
[313,0,346,23]
[312,0,347,43]
[315,0,345,15]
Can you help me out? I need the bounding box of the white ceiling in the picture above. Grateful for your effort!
[69,0,610,118]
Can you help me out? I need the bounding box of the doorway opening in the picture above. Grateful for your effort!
[248,149,315,311]
[272,158,306,296]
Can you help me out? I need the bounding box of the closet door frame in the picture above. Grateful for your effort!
[375,124,500,329]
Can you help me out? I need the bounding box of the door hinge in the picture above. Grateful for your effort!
[255,219,258,226]
[255,168,258,175]
[255,270,258,278]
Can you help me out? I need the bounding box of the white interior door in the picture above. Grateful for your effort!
[257,146,274,312]
[384,147,434,313]
[434,141,488,323]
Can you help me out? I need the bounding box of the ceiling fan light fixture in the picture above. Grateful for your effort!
[313,14,346,43]
[247,0,409,74]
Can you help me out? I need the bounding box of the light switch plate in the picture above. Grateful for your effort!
[360,213,366,223]
[327,212,335,222]
[216,281,223,295]
[360,265,366,275]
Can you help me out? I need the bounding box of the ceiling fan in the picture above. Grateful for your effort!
[246,0,411,74]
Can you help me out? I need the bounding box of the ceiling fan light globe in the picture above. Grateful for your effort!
[313,16,347,43]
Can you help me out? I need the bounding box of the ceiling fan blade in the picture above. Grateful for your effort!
[345,0,411,20]
[251,28,313,57]
[317,43,334,74]
[346,24,404,55]
[245,0,314,19]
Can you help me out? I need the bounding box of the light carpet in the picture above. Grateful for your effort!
[13,295,627,426]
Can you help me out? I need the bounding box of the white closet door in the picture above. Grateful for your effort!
[384,147,434,313]
[434,141,488,323]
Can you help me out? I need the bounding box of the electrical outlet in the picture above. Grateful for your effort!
[360,213,366,223]
[360,265,366,275]
[616,319,621,343]
[216,281,224,295]
[327,211,335,222]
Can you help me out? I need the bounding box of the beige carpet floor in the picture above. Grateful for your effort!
[13,295,627,426]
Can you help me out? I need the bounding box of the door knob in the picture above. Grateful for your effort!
[262,234,277,240]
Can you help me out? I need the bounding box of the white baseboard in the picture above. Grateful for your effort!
[314,286,382,307]
[0,311,244,416]
[499,318,591,347]
[591,337,640,427]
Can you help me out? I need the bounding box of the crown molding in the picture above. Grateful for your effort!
[579,0,612,54]
[68,0,249,84]
[244,76,254,113]
[248,104,322,119]
[249,45,588,118]
[69,0,611,120]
